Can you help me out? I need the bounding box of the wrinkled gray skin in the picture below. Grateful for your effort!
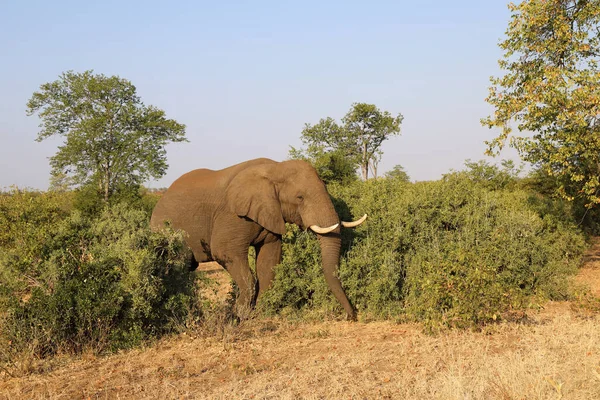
[150,158,357,320]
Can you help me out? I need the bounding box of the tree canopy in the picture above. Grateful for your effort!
[292,103,403,180]
[27,70,187,201]
[289,146,358,185]
[482,0,600,207]
[385,164,411,182]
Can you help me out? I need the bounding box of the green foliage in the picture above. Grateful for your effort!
[289,147,358,185]
[72,183,161,218]
[483,0,600,208]
[295,103,403,180]
[385,164,411,182]
[445,159,522,191]
[521,166,600,234]
[0,189,72,298]
[0,194,198,359]
[71,184,106,217]
[26,70,187,202]
[258,225,340,319]
[261,175,586,330]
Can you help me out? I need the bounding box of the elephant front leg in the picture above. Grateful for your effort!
[255,236,282,299]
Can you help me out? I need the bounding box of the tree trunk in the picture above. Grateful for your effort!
[370,159,378,179]
[361,141,369,180]
[104,168,110,203]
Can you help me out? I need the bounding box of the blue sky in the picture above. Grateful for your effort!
[0,0,516,189]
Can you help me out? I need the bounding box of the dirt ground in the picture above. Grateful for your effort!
[2,243,600,399]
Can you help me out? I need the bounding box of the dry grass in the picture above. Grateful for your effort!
[197,261,235,304]
[2,247,600,399]
[1,311,599,399]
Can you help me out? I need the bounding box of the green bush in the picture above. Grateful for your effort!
[1,195,198,359]
[259,225,342,319]
[261,175,586,329]
[0,189,72,303]
[519,166,600,235]
[446,159,522,191]
[72,183,160,218]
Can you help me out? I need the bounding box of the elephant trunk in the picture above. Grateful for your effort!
[317,230,356,321]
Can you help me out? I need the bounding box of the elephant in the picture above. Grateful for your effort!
[150,158,366,320]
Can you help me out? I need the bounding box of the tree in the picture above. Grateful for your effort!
[385,164,411,182]
[296,103,403,180]
[288,146,358,185]
[482,0,600,207]
[27,70,187,202]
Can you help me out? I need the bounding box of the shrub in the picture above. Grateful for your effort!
[258,225,341,319]
[520,166,600,235]
[447,159,522,191]
[261,175,586,329]
[72,183,160,218]
[0,189,73,305]
[0,197,198,361]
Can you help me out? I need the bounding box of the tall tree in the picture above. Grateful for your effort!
[295,103,403,180]
[27,70,187,202]
[482,0,600,207]
[289,146,358,185]
[385,164,411,182]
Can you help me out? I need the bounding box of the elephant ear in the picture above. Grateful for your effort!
[225,167,286,235]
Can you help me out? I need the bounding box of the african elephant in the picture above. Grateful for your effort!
[150,158,366,320]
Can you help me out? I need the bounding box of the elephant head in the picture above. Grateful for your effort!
[225,159,365,320]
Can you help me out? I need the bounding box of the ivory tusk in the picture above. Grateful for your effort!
[341,214,368,228]
[309,223,339,234]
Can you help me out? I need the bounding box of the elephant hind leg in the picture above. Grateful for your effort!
[214,251,256,319]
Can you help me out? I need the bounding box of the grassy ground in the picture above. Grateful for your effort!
[2,244,600,400]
